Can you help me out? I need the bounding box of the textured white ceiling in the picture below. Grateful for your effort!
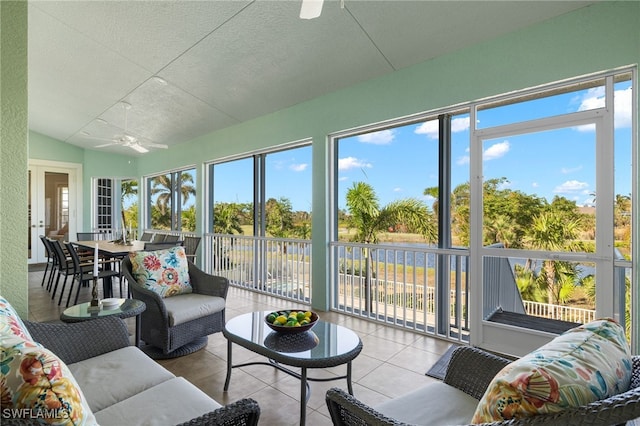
[28,0,596,155]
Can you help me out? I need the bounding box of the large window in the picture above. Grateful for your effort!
[206,143,312,299]
[146,168,196,231]
[209,144,312,237]
[330,68,635,349]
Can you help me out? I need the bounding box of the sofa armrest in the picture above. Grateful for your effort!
[443,346,512,400]
[175,398,260,426]
[326,387,409,426]
[189,261,229,299]
[24,316,131,365]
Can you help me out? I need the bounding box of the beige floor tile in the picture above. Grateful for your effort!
[26,267,462,425]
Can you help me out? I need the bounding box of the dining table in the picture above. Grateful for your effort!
[74,239,146,298]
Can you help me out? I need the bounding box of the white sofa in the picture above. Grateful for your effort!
[1,299,259,426]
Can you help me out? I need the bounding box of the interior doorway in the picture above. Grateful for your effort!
[28,161,82,264]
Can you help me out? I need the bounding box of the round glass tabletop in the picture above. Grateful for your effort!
[61,298,145,322]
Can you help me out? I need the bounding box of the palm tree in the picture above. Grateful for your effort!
[523,211,583,305]
[121,179,138,231]
[150,172,195,229]
[345,181,436,312]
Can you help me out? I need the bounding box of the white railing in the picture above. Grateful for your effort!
[523,300,596,323]
[203,233,311,303]
[331,241,471,343]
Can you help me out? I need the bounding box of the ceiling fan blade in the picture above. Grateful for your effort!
[300,0,323,19]
[129,144,149,153]
[144,142,169,149]
[95,142,117,148]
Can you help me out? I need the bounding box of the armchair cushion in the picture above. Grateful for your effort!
[1,334,97,426]
[375,381,479,425]
[162,293,226,327]
[1,296,32,340]
[472,318,632,423]
[129,246,192,298]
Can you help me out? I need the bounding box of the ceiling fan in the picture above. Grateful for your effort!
[89,102,168,153]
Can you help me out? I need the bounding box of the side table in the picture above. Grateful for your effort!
[60,298,146,347]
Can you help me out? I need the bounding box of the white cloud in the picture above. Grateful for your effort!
[338,156,372,171]
[483,140,510,161]
[357,129,395,145]
[532,182,539,188]
[456,155,470,165]
[415,120,438,139]
[415,117,470,139]
[576,86,632,131]
[393,187,402,192]
[289,163,307,172]
[553,180,589,193]
[561,165,582,174]
[452,117,471,133]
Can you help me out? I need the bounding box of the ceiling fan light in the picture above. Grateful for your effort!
[300,0,323,19]
[130,144,149,153]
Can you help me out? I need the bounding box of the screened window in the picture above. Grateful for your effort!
[146,168,196,231]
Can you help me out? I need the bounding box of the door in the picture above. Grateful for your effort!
[29,163,80,264]
[470,103,618,357]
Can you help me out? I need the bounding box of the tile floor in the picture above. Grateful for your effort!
[27,268,453,426]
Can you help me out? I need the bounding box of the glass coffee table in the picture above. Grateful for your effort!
[223,311,362,426]
[60,298,145,347]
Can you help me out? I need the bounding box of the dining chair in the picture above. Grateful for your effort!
[143,241,184,251]
[183,236,202,265]
[39,235,55,288]
[64,242,120,306]
[76,232,103,241]
[139,231,155,242]
[163,234,181,242]
[47,238,77,304]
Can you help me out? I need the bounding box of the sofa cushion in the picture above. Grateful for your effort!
[163,293,226,327]
[0,296,32,340]
[67,346,175,412]
[375,381,479,425]
[129,246,192,298]
[1,334,97,426]
[94,377,222,426]
[472,318,632,423]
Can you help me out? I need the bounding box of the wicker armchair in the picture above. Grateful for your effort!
[326,346,640,426]
[24,318,259,426]
[121,256,229,359]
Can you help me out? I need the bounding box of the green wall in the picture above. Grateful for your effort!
[24,1,640,312]
[1,1,28,316]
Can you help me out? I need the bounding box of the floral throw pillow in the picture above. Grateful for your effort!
[0,296,32,341]
[472,318,632,423]
[1,334,97,425]
[129,246,192,298]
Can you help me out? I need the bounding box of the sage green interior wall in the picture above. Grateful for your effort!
[131,1,639,310]
[29,131,85,163]
[1,1,28,316]
[29,131,138,231]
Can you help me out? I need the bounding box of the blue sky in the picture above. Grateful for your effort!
[337,81,632,211]
[211,80,632,213]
